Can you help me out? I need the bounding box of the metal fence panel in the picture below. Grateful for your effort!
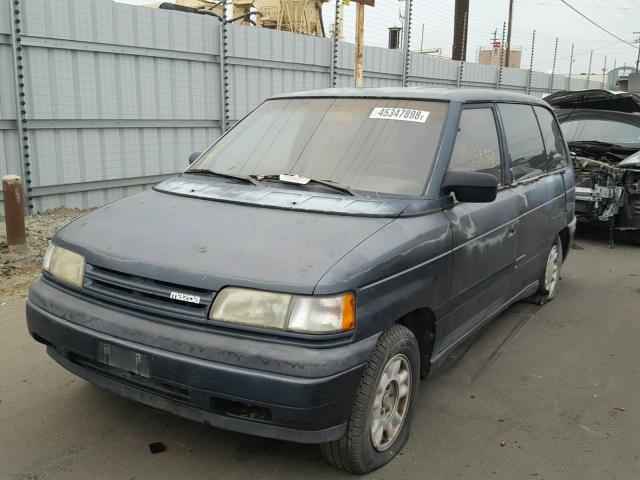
[14,0,222,211]
[0,0,606,213]
[461,62,499,87]
[410,55,459,87]
[226,24,331,120]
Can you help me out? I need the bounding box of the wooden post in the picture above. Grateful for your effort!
[354,2,365,88]
[2,175,27,251]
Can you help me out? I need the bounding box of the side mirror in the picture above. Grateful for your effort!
[442,170,498,203]
[188,152,202,165]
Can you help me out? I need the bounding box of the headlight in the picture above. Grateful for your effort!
[210,287,355,334]
[43,243,85,289]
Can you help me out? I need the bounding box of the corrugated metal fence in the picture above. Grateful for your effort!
[0,0,600,213]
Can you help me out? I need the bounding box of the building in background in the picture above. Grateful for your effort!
[608,66,637,90]
[477,41,521,68]
[148,0,329,36]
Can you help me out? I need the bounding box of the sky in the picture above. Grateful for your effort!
[116,0,640,75]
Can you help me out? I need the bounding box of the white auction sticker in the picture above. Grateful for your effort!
[369,107,429,123]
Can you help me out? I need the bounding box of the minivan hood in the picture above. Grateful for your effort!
[545,89,640,113]
[54,189,395,294]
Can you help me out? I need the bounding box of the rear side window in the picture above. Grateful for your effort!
[449,108,502,185]
[498,104,547,181]
[534,106,567,170]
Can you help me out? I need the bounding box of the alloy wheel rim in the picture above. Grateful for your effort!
[370,353,412,452]
[545,245,560,293]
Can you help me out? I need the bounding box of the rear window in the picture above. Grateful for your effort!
[534,106,568,170]
[191,98,449,196]
[499,104,547,182]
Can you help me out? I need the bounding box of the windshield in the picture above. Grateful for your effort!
[560,117,640,147]
[189,98,449,196]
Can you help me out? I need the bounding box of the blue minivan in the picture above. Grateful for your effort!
[27,88,575,473]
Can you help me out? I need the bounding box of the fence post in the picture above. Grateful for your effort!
[2,175,27,251]
[549,37,558,93]
[496,21,506,90]
[401,0,413,86]
[526,30,535,95]
[567,43,574,90]
[218,16,230,132]
[329,0,341,87]
[9,0,32,214]
[586,50,593,88]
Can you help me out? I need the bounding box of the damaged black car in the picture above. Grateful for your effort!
[546,89,640,245]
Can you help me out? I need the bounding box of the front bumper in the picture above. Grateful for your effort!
[26,280,376,444]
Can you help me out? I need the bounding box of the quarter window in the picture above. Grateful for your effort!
[450,108,502,185]
[534,106,568,171]
[498,104,547,181]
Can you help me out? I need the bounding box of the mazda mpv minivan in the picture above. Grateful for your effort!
[27,88,576,473]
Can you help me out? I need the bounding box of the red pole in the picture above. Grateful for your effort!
[2,175,27,251]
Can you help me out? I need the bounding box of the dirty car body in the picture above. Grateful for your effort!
[27,88,576,473]
[546,89,640,243]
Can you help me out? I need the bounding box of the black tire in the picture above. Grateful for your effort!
[320,324,420,474]
[630,230,640,246]
[527,234,563,305]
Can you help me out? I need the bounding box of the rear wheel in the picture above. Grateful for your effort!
[528,235,563,304]
[629,230,640,246]
[320,324,420,474]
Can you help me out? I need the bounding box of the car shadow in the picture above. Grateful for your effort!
[573,223,638,248]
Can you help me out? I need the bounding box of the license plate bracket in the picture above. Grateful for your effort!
[96,342,150,378]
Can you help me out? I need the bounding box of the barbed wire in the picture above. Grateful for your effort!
[322,0,638,75]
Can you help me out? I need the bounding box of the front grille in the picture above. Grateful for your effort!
[83,264,215,323]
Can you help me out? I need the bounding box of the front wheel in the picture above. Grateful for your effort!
[320,324,420,474]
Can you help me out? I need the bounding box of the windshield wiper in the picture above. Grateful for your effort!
[186,169,259,186]
[252,174,355,196]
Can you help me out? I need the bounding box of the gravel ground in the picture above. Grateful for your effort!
[0,209,87,298]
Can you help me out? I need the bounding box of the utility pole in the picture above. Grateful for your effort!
[420,23,424,52]
[352,0,375,88]
[505,0,514,67]
[354,3,365,87]
[602,55,607,86]
[452,0,469,61]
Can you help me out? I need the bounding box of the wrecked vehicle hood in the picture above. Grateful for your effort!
[546,89,640,113]
[54,188,397,295]
[619,151,640,169]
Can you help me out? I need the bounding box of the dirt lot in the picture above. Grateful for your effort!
[0,209,86,298]
[0,227,639,480]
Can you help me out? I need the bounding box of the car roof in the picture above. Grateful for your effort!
[270,87,549,106]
